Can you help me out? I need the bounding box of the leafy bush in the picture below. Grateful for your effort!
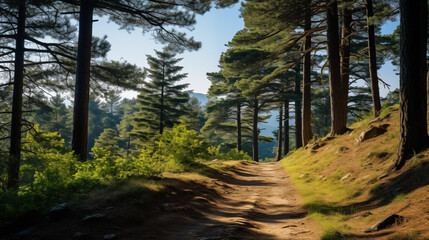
[1,123,247,221]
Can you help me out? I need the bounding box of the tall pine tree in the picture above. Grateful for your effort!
[132,49,190,142]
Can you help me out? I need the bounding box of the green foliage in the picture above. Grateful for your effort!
[2,122,243,221]
[156,123,206,165]
[205,145,251,161]
[132,49,190,142]
[93,128,122,156]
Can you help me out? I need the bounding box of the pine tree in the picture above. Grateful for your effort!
[0,0,76,189]
[132,49,190,142]
[68,0,238,161]
[93,128,121,156]
[395,0,429,170]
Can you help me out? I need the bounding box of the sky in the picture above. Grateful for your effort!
[91,3,399,99]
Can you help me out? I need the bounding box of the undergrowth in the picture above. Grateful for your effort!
[0,124,250,222]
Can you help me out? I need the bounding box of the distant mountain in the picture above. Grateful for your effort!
[190,93,208,107]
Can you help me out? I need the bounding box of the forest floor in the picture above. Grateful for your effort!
[7,162,320,240]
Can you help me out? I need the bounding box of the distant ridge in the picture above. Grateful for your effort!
[190,93,208,107]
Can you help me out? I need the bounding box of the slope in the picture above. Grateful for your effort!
[281,105,429,239]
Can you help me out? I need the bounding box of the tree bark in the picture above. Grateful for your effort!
[252,100,259,162]
[283,100,290,156]
[72,0,94,162]
[276,104,283,161]
[237,101,242,151]
[8,3,26,190]
[327,0,348,136]
[302,0,313,146]
[340,0,352,121]
[395,0,429,170]
[295,62,303,148]
[366,0,382,116]
[160,85,164,134]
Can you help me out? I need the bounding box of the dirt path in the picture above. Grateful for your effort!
[16,162,320,240]
[148,162,320,240]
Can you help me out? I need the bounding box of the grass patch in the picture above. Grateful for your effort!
[392,192,407,202]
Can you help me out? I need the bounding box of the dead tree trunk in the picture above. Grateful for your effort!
[72,0,94,162]
[366,0,382,116]
[395,0,429,170]
[8,3,26,190]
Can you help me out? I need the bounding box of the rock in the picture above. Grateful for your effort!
[369,117,382,124]
[50,203,69,213]
[367,214,405,232]
[362,162,373,167]
[341,173,352,181]
[82,213,105,221]
[73,232,88,238]
[282,225,297,228]
[361,211,372,217]
[18,227,35,237]
[356,125,388,144]
[104,234,117,239]
[305,141,326,151]
[335,147,349,155]
[49,203,69,220]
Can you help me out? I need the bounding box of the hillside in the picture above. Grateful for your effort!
[190,93,209,107]
[281,105,429,239]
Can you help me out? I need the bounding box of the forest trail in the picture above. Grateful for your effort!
[146,162,320,240]
[18,162,320,240]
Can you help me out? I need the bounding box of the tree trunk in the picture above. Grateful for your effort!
[302,0,313,146]
[276,104,283,161]
[295,63,303,148]
[72,0,94,162]
[252,100,259,162]
[327,0,348,136]
[8,3,26,190]
[283,100,290,156]
[160,85,164,134]
[237,101,242,151]
[340,0,352,121]
[366,0,382,116]
[395,0,429,170]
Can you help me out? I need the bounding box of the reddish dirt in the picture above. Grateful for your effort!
[8,162,320,240]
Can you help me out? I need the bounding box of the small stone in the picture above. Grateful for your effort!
[18,227,35,236]
[104,234,117,239]
[335,147,349,155]
[356,125,388,144]
[341,173,352,181]
[361,211,372,217]
[367,214,404,232]
[282,225,297,228]
[73,232,88,238]
[363,162,373,167]
[50,203,69,213]
[82,213,105,221]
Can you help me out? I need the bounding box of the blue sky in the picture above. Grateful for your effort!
[92,4,399,98]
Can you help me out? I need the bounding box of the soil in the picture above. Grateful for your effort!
[6,162,320,240]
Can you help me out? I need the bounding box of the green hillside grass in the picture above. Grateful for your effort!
[281,105,429,239]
